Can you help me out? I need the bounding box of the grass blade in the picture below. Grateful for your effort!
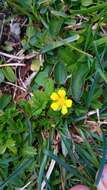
[41,35,79,53]
[45,150,86,183]
[38,141,49,190]
[0,159,34,189]
[70,3,107,15]
[96,124,107,186]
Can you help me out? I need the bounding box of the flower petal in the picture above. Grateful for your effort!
[58,89,66,98]
[51,102,59,111]
[65,99,72,108]
[50,92,59,100]
[70,185,90,190]
[97,180,106,190]
[61,106,68,115]
[101,164,107,188]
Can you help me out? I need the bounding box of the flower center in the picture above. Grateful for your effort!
[58,98,66,106]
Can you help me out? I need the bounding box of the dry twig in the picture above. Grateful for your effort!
[0,63,25,67]
[4,81,27,92]
[0,51,38,60]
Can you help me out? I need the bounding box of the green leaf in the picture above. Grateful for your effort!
[97,68,107,83]
[49,17,63,36]
[38,141,49,190]
[96,126,107,186]
[38,153,48,190]
[0,95,11,110]
[87,72,99,108]
[25,117,32,145]
[23,146,36,157]
[7,0,33,17]
[6,138,16,148]
[45,150,75,173]
[81,0,93,7]
[17,0,33,8]
[0,159,34,189]
[44,78,54,96]
[35,66,50,86]
[50,10,67,17]
[0,70,4,83]
[0,157,18,166]
[54,63,67,85]
[80,130,99,167]
[60,122,80,167]
[6,138,17,154]
[29,90,48,116]
[8,146,17,155]
[58,47,76,65]
[3,67,16,82]
[70,2,107,15]
[0,145,6,155]
[45,150,85,182]
[37,0,49,6]
[60,122,71,157]
[41,35,79,53]
[95,36,107,47]
[71,64,89,102]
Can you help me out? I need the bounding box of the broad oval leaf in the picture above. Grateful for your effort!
[3,67,16,82]
[71,64,89,102]
[54,63,67,85]
[0,95,11,110]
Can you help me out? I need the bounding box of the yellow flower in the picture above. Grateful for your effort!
[50,89,72,115]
